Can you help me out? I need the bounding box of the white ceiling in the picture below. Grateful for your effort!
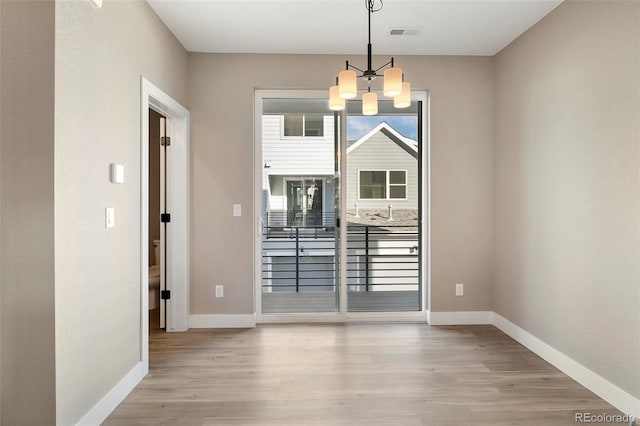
[147,0,562,56]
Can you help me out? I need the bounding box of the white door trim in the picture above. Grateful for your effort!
[140,77,190,375]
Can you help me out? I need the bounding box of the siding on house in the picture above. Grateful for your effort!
[261,115,335,225]
[347,130,418,210]
[261,115,334,176]
[261,117,417,222]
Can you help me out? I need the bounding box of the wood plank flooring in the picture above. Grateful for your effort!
[104,315,628,425]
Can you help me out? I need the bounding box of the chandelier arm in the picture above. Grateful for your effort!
[348,63,366,74]
[374,59,394,73]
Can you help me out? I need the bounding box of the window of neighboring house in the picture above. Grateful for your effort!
[283,114,324,137]
[359,170,407,200]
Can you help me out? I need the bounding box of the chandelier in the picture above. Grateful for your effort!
[329,0,411,115]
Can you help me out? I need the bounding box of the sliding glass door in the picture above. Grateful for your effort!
[256,91,425,318]
[344,100,422,312]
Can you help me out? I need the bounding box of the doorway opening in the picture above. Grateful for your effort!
[140,78,190,375]
[254,90,429,322]
[148,108,164,332]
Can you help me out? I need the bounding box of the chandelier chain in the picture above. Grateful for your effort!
[366,0,383,13]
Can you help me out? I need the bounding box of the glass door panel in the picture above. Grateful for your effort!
[345,100,422,312]
[258,93,423,317]
[260,97,339,314]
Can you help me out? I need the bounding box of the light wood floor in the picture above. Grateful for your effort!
[105,316,626,425]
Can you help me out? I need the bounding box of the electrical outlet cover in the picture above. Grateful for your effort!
[105,207,115,228]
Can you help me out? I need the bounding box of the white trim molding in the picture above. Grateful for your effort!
[492,313,640,420]
[428,310,494,325]
[75,363,143,426]
[190,314,257,328]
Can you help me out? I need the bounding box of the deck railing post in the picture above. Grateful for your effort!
[295,227,300,292]
[365,226,370,292]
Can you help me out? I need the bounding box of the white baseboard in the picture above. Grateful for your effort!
[428,310,493,325]
[189,314,256,328]
[75,362,143,426]
[493,313,640,419]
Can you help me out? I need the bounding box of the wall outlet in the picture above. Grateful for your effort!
[233,204,242,217]
[456,283,464,296]
[215,285,224,298]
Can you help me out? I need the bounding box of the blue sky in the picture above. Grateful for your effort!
[347,116,418,141]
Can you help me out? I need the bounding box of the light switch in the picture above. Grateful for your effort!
[110,164,124,184]
[233,204,242,217]
[105,207,115,228]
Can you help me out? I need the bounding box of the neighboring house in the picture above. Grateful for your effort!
[346,121,418,213]
[261,117,419,228]
[262,113,336,227]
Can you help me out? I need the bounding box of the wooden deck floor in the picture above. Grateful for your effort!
[104,317,626,425]
[262,290,420,313]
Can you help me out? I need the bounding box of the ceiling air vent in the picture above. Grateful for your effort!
[389,27,422,36]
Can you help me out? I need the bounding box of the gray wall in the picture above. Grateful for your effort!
[0,1,56,424]
[54,1,188,424]
[189,53,494,315]
[493,0,640,399]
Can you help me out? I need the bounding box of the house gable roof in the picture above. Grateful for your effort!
[347,122,418,159]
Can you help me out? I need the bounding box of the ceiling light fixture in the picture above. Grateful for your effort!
[329,0,411,115]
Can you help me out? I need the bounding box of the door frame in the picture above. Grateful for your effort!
[140,77,190,375]
[253,89,429,323]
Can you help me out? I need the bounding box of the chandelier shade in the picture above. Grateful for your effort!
[362,91,378,116]
[328,0,411,115]
[329,85,346,111]
[383,67,403,97]
[338,70,357,99]
[394,82,411,108]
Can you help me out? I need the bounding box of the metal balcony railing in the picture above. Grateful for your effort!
[262,225,337,292]
[346,225,419,292]
[265,211,335,229]
[261,222,419,294]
